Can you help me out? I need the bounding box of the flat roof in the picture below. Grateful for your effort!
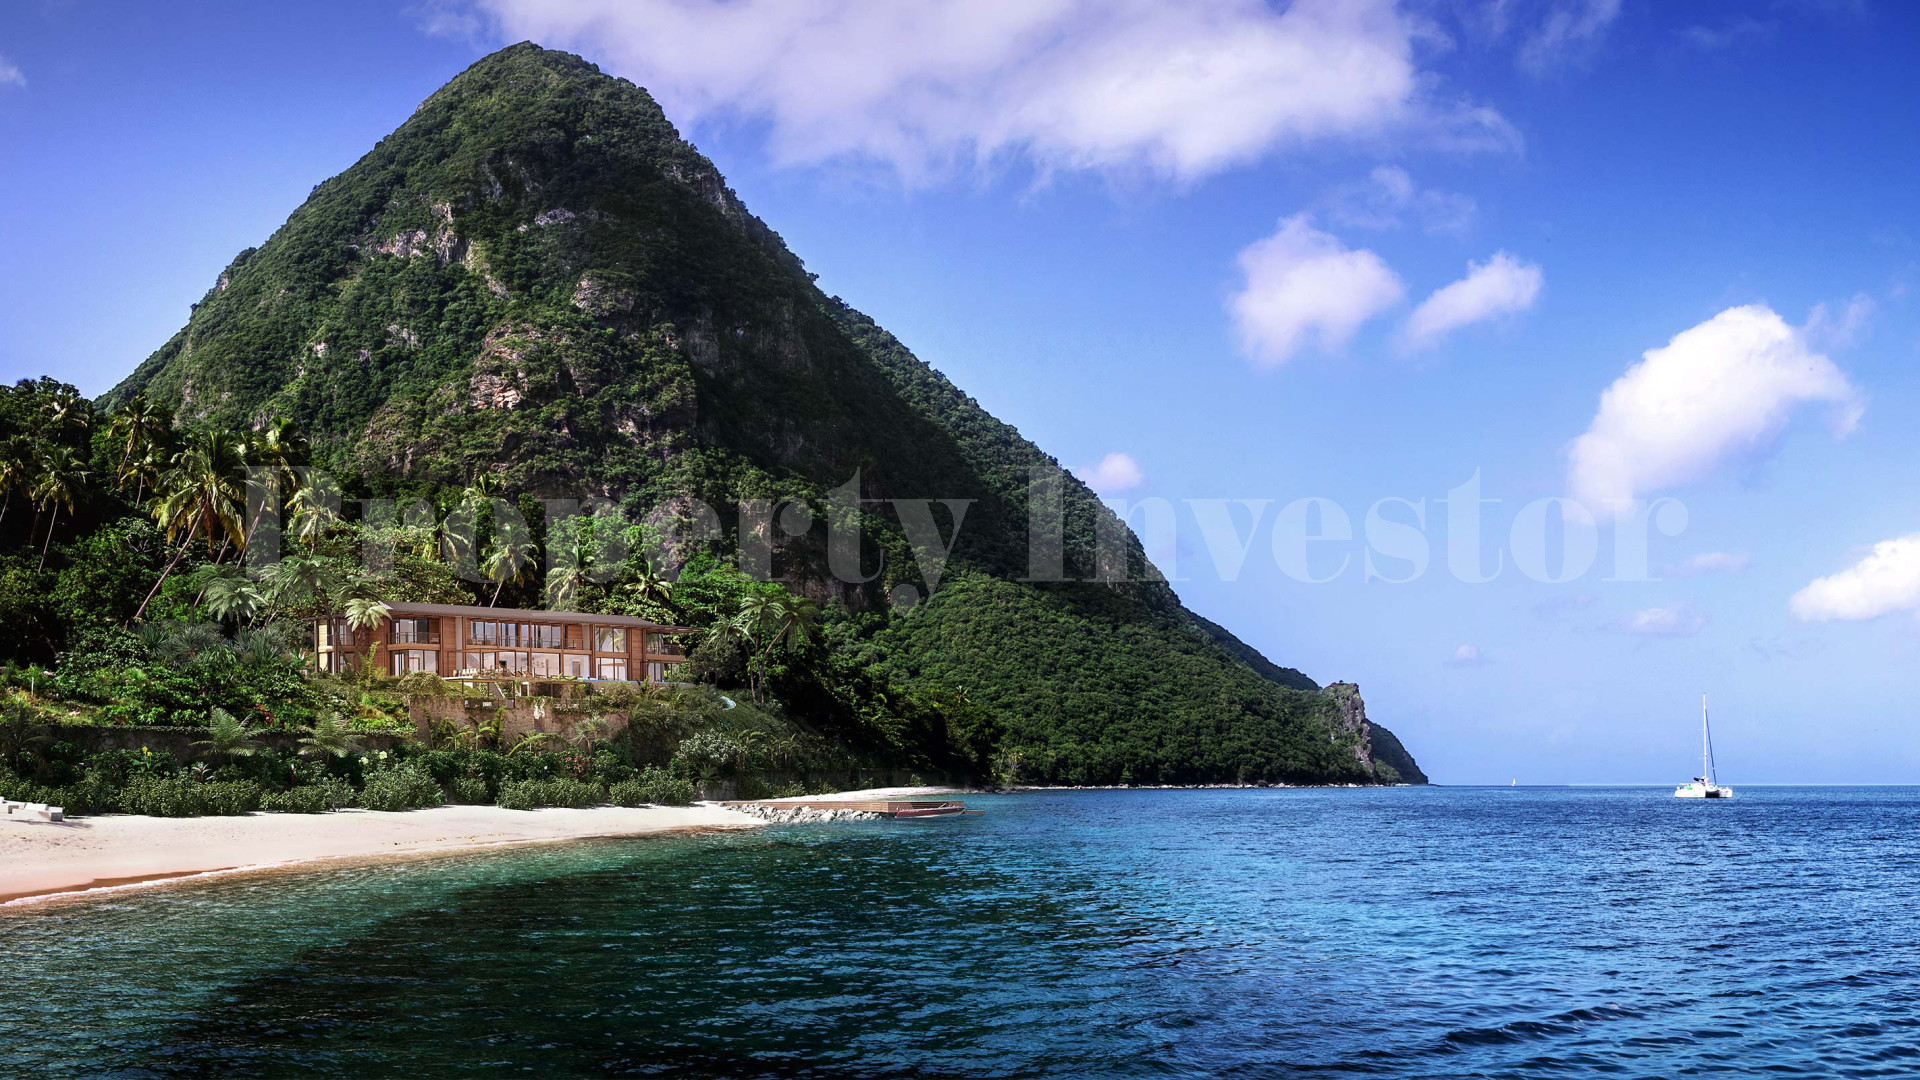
[351,601,694,632]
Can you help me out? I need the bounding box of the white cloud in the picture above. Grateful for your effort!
[1447,643,1489,667]
[1804,293,1875,351]
[1399,251,1542,351]
[1665,551,1752,578]
[438,0,1515,183]
[1514,0,1622,75]
[1566,305,1864,517]
[1075,452,1145,495]
[1790,535,1920,622]
[1324,165,1476,234]
[0,55,24,89]
[1229,214,1403,368]
[1620,601,1708,637]
[1677,18,1775,51]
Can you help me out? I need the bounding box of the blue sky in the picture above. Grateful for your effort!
[3,1,1917,782]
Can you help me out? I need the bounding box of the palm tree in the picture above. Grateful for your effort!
[118,441,169,509]
[30,445,90,570]
[134,431,248,622]
[0,435,37,529]
[734,594,818,703]
[344,596,392,674]
[285,474,342,552]
[39,386,90,437]
[241,416,308,542]
[106,394,173,491]
[192,707,262,762]
[297,714,362,759]
[482,527,538,607]
[625,553,675,608]
[543,526,596,612]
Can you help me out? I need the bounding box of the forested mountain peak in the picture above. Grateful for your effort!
[105,43,1423,786]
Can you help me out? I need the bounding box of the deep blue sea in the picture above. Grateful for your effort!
[5,786,1920,1078]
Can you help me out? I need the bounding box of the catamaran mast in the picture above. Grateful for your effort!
[1701,693,1714,784]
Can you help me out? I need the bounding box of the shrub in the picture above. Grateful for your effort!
[671,731,746,781]
[609,766,695,807]
[119,777,264,817]
[358,769,445,812]
[497,778,606,811]
[261,786,333,814]
[450,775,491,804]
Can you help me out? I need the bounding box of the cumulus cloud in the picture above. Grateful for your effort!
[1566,305,1864,517]
[0,55,24,89]
[433,0,1515,183]
[1229,214,1403,367]
[1665,551,1752,578]
[1075,452,1145,495]
[1324,165,1476,234]
[1620,601,1708,637]
[1446,643,1489,667]
[1790,535,1920,622]
[1399,251,1542,351]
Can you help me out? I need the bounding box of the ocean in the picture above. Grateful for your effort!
[4,786,1919,1078]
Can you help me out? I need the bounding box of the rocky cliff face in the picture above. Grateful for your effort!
[1323,682,1428,784]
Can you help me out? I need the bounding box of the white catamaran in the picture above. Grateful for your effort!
[1674,693,1732,799]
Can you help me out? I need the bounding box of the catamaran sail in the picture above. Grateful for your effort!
[1675,694,1733,798]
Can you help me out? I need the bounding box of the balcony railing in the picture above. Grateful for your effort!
[389,631,440,645]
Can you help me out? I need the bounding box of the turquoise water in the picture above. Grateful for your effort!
[4,787,1920,1077]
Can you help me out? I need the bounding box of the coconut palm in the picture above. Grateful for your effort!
[344,596,391,673]
[39,386,90,437]
[134,431,249,622]
[625,553,675,608]
[106,394,173,492]
[733,594,818,703]
[285,474,342,551]
[240,416,309,541]
[30,445,90,570]
[0,435,38,529]
[482,527,538,607]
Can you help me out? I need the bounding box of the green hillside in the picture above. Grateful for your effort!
[106,43,1423,786]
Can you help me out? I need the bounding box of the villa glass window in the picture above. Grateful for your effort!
[390,649,438,675]
[390,617,438,644]
[595,658,627,681]
[593,627,626,653]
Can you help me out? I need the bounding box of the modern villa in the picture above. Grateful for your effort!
[313,602,695,687]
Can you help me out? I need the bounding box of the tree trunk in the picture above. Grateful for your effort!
[132,540,193,623]
[37,505,58,570]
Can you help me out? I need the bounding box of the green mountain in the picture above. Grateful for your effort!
[110,43,1424,786]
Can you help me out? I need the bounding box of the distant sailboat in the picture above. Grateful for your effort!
[1674,694,1733,799]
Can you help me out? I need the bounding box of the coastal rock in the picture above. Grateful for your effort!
[732,803,884,824]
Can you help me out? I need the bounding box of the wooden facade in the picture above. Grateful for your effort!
[314,601,692,686]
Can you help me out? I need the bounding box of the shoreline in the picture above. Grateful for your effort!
[0,802,769,910]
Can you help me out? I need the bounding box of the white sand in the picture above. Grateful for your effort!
[0,802,764,906]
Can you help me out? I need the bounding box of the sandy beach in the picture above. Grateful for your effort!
[0,802,766,906]
[0,786,972,907]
